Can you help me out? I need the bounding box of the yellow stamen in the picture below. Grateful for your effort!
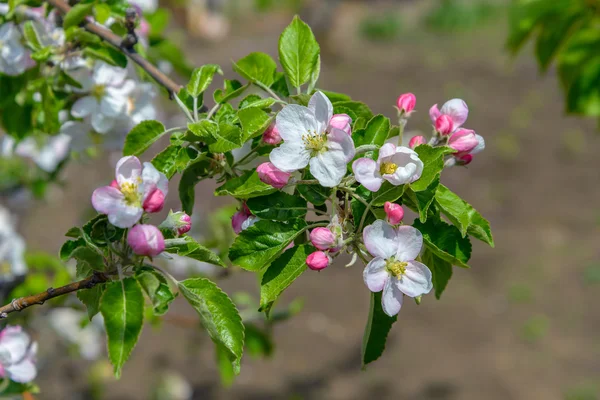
[380,162,398,175]
[302,131,327,155]
[91,84,106,101]
[386,260,407,278]
[0,262,11,275]
[120,182,141,207]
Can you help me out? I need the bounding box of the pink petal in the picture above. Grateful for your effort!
[352,158,382,192]
[91,186,124,214]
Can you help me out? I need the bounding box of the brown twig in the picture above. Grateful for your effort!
[0,273,109,318]
[47,0,182,97]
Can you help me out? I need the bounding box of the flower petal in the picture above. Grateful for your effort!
[93,61,127,86]
[91,186,125,215]
[378,142,397,159]
[6,357,36,383]
[327,127,355,162]
[308,91,333,134]
[269,142,310,172]
[90,111,115,134]
[396,260,432,297]
[363,220,398,259]
[352,157,382,192]
[276,104,318,142]
[363,257,389,292]
[394,225,423,261]
[141,161,168,199]
[100,89,127,117]
[309,148,347,187]
[385,147,423,185]
[116,156,142,185]
[381,277,404,317]
[471,134,485,155]
[107,204,143,228]
[429,104,440,123]
[71,96,96,118]
[0,326,28,361]
[440,98,468,129]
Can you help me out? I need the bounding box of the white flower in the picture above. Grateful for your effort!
[0,326,37,383]
[48,309,104,360]
[123,82,157,126]
[352,143,423,192]
[362,220,432,317]
[0,206,27,282]
[130,0,158,14]
[270,91,355,187]
[2,134,71,173]
[92,156,168,228]
[0,22,34,76]
[71,62,135,133]
[59,120,95,152]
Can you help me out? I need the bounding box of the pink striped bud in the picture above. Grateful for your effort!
[396,93,416,115]
[435,115,454,135]
[329,114,352,135]
[384,202,404,225]
[448,129,478,153]
[306,251,331,271]
[262,124,282,145]
[142,188,165,213]
[257,162,291,189]
[159,210,192,236]
[408,135,426,149]
[177,213,192,235]
[127,224,165,257]
[309,227,336,251]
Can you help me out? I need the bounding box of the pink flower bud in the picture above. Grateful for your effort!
[435,114,454,135]
[384,202,404,225]
[257,162,291,189]
[127,224,165,257]
[306,251,331,271]
[396,93,416,115]
[329,113,352,135]
[231,203,257,234]
[262,124,282,145]
[408,135,426,149]
[448,129,478,153]
[159,210,192,236]
[110,180,119,189]
[143,188,165,213]
[456,153,473,165]
[177,213,192,235]
[309,227,336,251]
[139,19,150,39]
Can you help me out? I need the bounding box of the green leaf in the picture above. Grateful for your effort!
[247,192,307,221]
[215,170,276,200]
[71,247,104,272]
[178,278,245,374]
[151,145,184,179]
[319,90,351,103]
[361,291,397,368]
[371,182,405,206]
[179,156,212,214]
[296,180,331,206]
[233,52,277,87]
[214,79,248,104]
[353,114,390,157]
[136,270,175,316]
[245,324,274,358]
[216,344,235,387]
[333,101,374,121]
[188,120,218,143]
[404,178,439,222]
[59,238,85,262]
[229,219,307,271]
[435,184,494,246]
[422,249,453,299]
[77,284,105,320]
[239,95,276,110]
[22,21,42,51]
[94,3,111,24]
[63,2,94,29]
[83,43,127,68]
[413,218,472,269]
[410,145,453,192]
[123,120,166,156]
[101,278,144,378]
[270,72,290,98]
[164,236,226,267]
[308,54,320,92]
[208,123,244,153]
[259,244,311,316]
[278,16,320,89]
[187,64,222,98]
[238,107,272,140]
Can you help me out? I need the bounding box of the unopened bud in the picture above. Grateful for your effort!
[309,227,336,251]
[455,153,473,166]
[262,124,282,145]
[435,115,454,135]
[257,162,291,189]
[384,202,404,225]
[143,188,165,213]
[159,210,192,236]
[408,135,426,149]
[448,129,478,153]
[329,114,352,135]
[127,224,165,257]
[231,203,257,234]
[396,93,416,115]
[306,251,331,271]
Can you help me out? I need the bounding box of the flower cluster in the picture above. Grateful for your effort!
[0,326,38,383]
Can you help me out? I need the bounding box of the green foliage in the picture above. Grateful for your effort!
[233,52,277,88]
[123,120,166,157]
[187,64,222,98]
[164,236,226,267]
[136,269,175,316]
[413,218,472,269]
[63,2,95,29]
[214,170,276,199]
[238,107,272,139]
[410,145,453,192]
[246,192,307,221]
[178,155,212,214]
[362,291,397,368]
[422,249,453,299]
[278,15,320,90]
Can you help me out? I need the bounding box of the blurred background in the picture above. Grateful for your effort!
[2,0,600,398]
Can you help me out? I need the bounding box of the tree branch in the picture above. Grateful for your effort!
[0,272,109,318]
[47,0,182,97]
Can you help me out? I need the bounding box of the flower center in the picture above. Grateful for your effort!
[91,84,106,101]
[120,182,141,207]
[380,162,398,175]
[126,96,136,115]
[386,260,407,278]
[0,261,11,276]
[302,131,327,156]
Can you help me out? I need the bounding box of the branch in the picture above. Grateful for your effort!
[47,0,182,97]
[0,272,108,318]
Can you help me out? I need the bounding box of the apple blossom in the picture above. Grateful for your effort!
[0,22,35,76]
[306,251,331,271]
[0,326,38,383]
[122,82,158,127]
[448,129,478,153]
[309,227,337,251]
[91,156,168,228]
[3,134,71,173]
[262,124,282,145]
[384,202,404,225]
[159,210,192,236]
[71,61,135,133]
[352,143,423,192]
[435,115,454,135]
[270,91,355,187]
[363,220,432,316]
[128,224,165,257]
[231,203,258,234]
[48,309,104,361]
[429,98,469,133]
[329,113,352,135]
[257,162,291,189]
[0,206,27,283]
[396,93,416,115]
[408,135,425,149]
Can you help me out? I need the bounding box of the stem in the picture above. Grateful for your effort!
[358,199,373,233]
[355,144,379,154]
[255,82,283,103]
[174,94,195,123]
[149,265,179,288]
[46,0,182,97]
[397,118,407,146]
[206,102,221,119]
[193,97,199,121]
[0,273,109,318]
[232,145,261,167]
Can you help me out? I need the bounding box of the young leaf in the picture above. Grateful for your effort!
[179,156,212,215]
[208,123,244,153]
[178,278,245,374]
[63,2,94,29]
[422,249,453,299]
[239,95,276,110]
[188,119,218,143]
[59,238,85,262]
[71,247,104,272]
[233,52,277,87]
[22,21,42,51]
[214,80,248,104]
[215,170,276,199]
[278,16,320,89]
[238,107,272,140]
[308,54,321,93]
[410,145,454,192]
[333,101,374,121]
[259,244,312,316]
[123,120,166,156]
[100,278,144,378]
[83,43,127,68]
[296,171,331,205]
[77,284,105,320]
[371,182,405,206]
[353,114,390,151]
[362,291,397,368]
[136,270,175,316]
[413,218,472,269]
[404,178,439,222]
[164,236,226,267]
[229,219,308,271]
[151,145,181,179]
[187,64,222,98]
[246,192,307,221]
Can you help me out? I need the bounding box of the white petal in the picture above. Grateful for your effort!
[91,186,125,214]
[362,220,398,259]
[269,142,310,172]
[0,326,28,361]
[107,204,143,228]
[396,260,433,297]
[309,149,347,187]
[382,278,404,317]
[116,156,142,185]
[71,96,96,118]
[93,61,126,86]
[471,134,485,154]
[352,158,382,192]
[363,257,389,292]
[327,127,355,162]
[275,104,318,142]
[100,89,127,117]
[35,134,71,172]
[6,358,36,383]
[385,147,423,185]
[91,111,114,134]
[440,98,468,129]
[394,225,423,261]
[378,142,397,159]
[308,91,333,134]
[141,162,168,198]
